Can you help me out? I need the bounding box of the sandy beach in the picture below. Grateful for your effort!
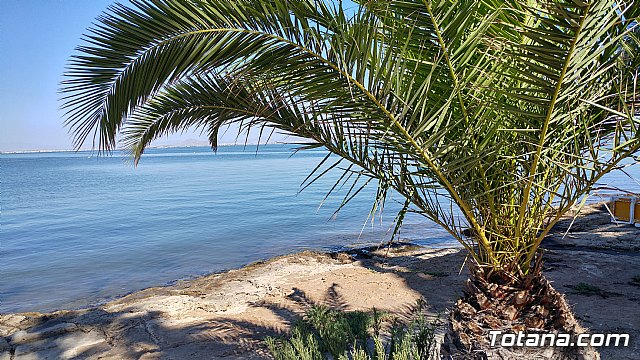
[1,204,639,359]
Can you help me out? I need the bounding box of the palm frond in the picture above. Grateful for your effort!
[62,0,640,276]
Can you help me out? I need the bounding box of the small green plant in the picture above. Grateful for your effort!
[569,282,606,297]
[265,301,441,360]
[422,271,449,278]
[303,305,370,357]
[265,328,324,360]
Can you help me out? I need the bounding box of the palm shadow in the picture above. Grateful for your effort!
[1,278,423,359]
[352,247,469,313]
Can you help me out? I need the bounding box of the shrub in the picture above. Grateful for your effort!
[265,302,441,360]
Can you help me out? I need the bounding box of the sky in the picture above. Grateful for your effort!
[1,0,112,151]
[0,0,286,152]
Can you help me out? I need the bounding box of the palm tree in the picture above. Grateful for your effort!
[62,0,639,353]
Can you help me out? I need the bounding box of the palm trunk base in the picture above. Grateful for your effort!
[440,265,599,359]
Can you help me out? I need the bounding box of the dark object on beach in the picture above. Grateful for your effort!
[461,228,477,238]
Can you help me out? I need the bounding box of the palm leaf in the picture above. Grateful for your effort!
[62,0,640,276]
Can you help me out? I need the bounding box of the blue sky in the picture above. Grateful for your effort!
[1,0,114,151]
[0,0,295,152]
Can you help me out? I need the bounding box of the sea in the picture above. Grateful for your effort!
[1,144,638,313]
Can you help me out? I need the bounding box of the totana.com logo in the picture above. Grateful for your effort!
[488,331,630,347]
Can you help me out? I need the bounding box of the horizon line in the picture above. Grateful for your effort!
[0,142,315,154]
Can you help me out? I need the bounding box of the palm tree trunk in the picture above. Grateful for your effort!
[441,258,600,359]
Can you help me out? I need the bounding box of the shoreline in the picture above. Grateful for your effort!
[2,233,461,316]
[1,239,461,315]
[1,245,467,359]
[2,241,461,315]
[2,204,640,359]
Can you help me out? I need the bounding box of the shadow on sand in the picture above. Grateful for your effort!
[4,207,639,359]
[1,249,468,359]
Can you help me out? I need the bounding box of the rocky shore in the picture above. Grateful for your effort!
[1,203,638,359]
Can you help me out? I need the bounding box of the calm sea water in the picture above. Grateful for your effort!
[1,145,638,313]
[1,145,455,313]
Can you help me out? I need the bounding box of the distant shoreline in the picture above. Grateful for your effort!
[0,142,317,155]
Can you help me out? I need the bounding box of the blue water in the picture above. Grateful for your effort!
[1,145,638,313]
[1,145,455,313]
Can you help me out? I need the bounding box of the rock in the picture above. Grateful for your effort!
[334,252,355,263]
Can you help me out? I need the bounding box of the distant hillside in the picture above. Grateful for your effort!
[149,138,211,148]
